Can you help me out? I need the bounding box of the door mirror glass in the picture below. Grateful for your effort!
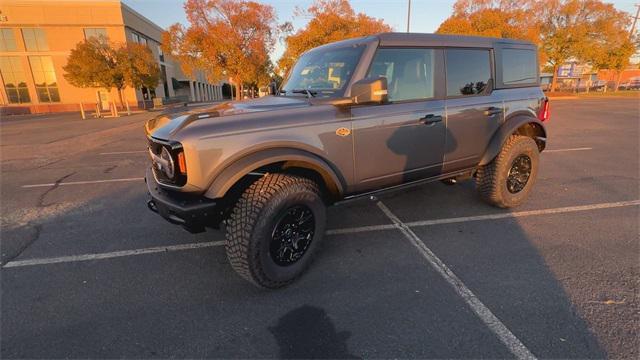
[351,77,388,105]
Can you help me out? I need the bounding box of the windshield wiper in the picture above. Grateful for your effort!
[291,89,317,98]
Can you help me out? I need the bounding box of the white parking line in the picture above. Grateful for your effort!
[3,241,224,268]
[22,177,144,188]
[3,200,637,269]
[99,150,147,155]
[331,199,640,234]
[545,147,592,153]
[376,201,536,360]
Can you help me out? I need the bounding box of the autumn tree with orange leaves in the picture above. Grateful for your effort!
[162,0,277,99]
[277,0,391,75]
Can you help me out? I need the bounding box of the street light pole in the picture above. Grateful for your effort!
[630,4,640,38]
[407,0,411,33]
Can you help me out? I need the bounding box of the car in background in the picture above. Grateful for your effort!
[620,77,640,90]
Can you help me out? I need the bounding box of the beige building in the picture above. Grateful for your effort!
[0,0,225,115]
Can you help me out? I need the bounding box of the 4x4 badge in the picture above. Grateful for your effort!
[336,127,351,137]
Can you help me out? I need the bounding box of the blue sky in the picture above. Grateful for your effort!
[123,0,639,61]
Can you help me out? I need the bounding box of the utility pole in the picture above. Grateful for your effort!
[631,4,640,38]
[406,0,411,33]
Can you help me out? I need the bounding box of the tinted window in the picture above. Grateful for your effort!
[367,48,434,102]
[502,48,537,85]
[446,49,491,96]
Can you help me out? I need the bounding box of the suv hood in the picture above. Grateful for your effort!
[145,96,309,140]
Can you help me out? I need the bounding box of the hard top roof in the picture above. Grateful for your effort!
[312,32,535,51]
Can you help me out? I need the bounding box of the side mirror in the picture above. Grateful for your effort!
[351,77,388,105]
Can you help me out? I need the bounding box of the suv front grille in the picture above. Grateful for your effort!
[148,138,187,187]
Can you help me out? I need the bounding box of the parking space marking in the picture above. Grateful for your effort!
[333,200,640,234]
[544,147,592,153]
[22,177,144,188]
[376,201,536,360]
[3,200,638,269]
[3,241,224,268]
[99,150,147,155]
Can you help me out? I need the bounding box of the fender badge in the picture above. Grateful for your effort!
[336,127,351,137]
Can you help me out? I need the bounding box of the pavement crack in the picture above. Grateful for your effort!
[103,165,117,174]
[2,224,42,266]
[37,172,76,207]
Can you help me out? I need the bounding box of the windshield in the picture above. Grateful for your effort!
[281,44,365,98]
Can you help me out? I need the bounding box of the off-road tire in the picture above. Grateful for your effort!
[225,173,326,288]
[476,135,539,208]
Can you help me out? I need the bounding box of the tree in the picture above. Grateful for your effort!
[64,37,160,106]
[277,0,392,74]
[162,0,277,100]
[63,36,124,102]
[117,42,161,96]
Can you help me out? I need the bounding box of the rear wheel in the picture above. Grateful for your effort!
[225,173,326,288]
[476,135,539,208]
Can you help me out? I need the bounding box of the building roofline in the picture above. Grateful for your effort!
[119,1,165,36]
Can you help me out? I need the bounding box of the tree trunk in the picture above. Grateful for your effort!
[614,70,623,92]
[116,87,124,108]
[550,64,559,93]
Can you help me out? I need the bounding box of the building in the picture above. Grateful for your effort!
[0,0,225,114]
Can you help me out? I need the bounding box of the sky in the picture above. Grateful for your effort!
[123,0,639,62]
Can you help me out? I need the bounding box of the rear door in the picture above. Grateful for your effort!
[350,48,446,192]
[443,48,504,173]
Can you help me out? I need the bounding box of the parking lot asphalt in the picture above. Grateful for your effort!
[1,98,638,359]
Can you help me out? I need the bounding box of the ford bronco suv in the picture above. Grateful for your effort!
[145,33,549,288]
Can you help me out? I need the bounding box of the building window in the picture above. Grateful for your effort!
[28,56,60,102]
[158,45,164,62]
[22,28,48,51]
[84,28,107,41]
[0,29,17,51]
[0,56,31,103]
[130,31,148,46]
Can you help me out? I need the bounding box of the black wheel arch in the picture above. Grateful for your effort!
[479,115,547,166]
[204,147,346,203]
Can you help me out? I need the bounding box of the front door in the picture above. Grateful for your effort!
[351,48,446,193]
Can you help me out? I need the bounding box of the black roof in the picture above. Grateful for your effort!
[376,32,534,47]
[312,32,535,51]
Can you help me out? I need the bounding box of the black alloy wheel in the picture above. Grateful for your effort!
[506,154,532,194]
[270,205,316,266]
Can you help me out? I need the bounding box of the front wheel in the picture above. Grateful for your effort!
[225,173,326,288]
[476,135,540,208]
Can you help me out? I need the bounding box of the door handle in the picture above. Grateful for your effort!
[484,107,503,116]
[420,114,443,125]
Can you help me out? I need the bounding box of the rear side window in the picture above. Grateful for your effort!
[502,49,537,85]
[367,48,435,102]
[446,49,491,97]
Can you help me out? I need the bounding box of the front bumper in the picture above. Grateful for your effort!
[145,168,219,233]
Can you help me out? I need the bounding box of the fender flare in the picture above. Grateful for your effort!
[479,115,547,166]
[204,148,346,200]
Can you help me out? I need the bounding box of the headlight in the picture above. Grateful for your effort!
[160,146,175,178]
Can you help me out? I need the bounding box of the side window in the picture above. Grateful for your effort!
[502,48,537,86]
[367,48,434,102]
[446,49,491,96]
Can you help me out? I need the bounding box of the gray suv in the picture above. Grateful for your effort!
[145,33,549,288]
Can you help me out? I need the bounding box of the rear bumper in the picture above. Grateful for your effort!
[145,168,220,233]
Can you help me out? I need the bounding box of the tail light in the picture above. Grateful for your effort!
[538,98,550,122]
